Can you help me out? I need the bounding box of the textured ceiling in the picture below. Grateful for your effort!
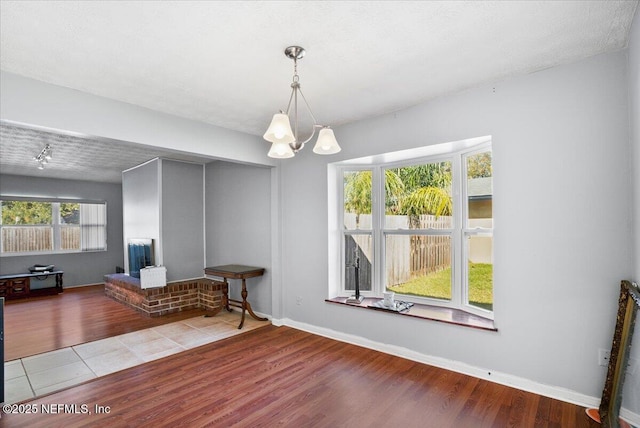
[0,123,214,183]
[0,1,638,182]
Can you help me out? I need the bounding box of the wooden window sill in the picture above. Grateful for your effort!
[325,297,497,332]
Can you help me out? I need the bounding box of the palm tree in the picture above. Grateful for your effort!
[396,163,452,228]
[400,187,452,228]
[344,171,372,225]
[397,163,451,192]
[344,165,452,229]
[344,170,404,228]
[401,187,452,217]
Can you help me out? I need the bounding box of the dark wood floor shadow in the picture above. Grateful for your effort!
[4,284,210,361]
[1,325,599,428]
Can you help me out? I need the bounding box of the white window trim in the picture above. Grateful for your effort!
[0,199,108,257]
[330,136,493,319]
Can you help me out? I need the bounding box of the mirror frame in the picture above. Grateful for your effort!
[598,280,639,427]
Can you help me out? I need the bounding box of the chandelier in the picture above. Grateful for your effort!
[33,144,53,170]
[263,46,341,159]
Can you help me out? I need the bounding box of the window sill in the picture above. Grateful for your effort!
[325,297,497,332]
[1,249,107,257]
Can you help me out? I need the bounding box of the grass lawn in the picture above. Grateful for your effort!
[388,263,493,311]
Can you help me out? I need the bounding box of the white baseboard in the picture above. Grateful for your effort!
[228,306,271,321]
[63,283,103,289]
[621,409,640,428]
[271,317,639,427]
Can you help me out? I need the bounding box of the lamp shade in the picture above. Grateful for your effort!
[268,141,295,159]
[263,113,295,144]
[313,128,341,154]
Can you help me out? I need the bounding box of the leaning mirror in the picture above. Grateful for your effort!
[587,280,639,428]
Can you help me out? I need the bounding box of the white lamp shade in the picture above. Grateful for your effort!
[268,141,295,159]
[263,113,295,144]
[313,128,341,154]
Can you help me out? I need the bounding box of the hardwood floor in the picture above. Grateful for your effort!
[2,325,599,427]
[3,285,210,361]
[2,286,599,427]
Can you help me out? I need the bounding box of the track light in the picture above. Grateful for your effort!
[33,144,53,169]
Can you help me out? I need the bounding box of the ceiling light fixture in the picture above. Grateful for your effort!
[33,144,53,170]
[263,46,341,159]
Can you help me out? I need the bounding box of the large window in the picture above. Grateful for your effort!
[339,141,493,317]
[0,199,107,255]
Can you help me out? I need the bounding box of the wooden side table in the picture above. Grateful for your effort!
[204,264,268,329]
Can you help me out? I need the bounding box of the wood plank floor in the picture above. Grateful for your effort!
[3,285,210,361]
[2,286,599,427]
[2,325,599,428]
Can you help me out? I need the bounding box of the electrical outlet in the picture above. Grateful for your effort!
[296,296,303,306]
[598,349,611,367]
[597,351,639,373]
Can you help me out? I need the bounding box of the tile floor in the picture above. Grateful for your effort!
[3,310,267,404]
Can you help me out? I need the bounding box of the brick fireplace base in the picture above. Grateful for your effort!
[104,274,225,317]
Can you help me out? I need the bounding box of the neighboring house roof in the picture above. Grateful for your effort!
[468,177,492,199]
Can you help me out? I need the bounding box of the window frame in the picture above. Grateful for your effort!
[337,140,493,318]
[340,166,375,295]
[461,146,494,316]
[0,197,108,257]
[380,155,460,309]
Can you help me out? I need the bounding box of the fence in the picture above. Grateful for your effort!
[344,213,452,287]
[1,226,80,253]
[385,215,451,286]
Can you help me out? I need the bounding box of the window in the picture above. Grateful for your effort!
[0,199,107,255]
[343,169,374,293]
[338,140,493,317]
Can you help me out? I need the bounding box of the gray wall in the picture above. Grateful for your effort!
[630,2,639,300]
[277,49,633,406]
[162,159,204,281]
[122,159,160,271]
[0,71,272,167]
[623,7,639,416]
[0,174,123,287]
[205,161,272,315]
[123,158,205,282]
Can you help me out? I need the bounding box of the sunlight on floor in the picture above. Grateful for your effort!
[3,311,268,404]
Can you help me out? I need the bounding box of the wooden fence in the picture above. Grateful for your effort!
[385,215,451,286]
[410,235,451,276]
[1,226,80,253]
[345,214,452,286]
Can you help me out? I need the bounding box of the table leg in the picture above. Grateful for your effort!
[223,279,232,312]
[56,272,64,293]
[238,279,248,329]
[241,278,268,323]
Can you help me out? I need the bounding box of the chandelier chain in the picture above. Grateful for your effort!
[293,57,299,82]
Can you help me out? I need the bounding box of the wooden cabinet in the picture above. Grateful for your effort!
[0,277,30,298]
[0,280,10,298]
[0,271,63,300]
